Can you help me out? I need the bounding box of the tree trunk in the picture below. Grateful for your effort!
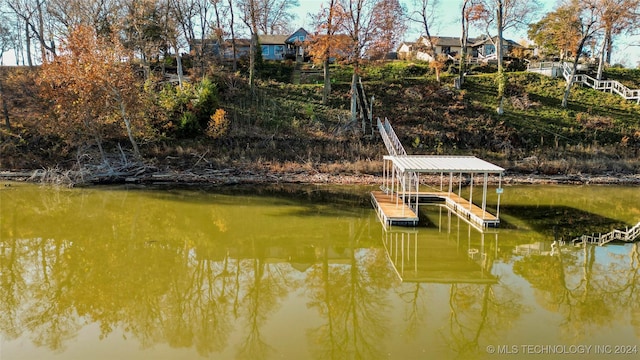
[605,28,613,65]
[351,72,358,126]
[562,38,589,108]
[249,32,257,93]
[0,77,10,130]
[228,0,237,71]
[322,1,335,105]
[37,0,47,62]
[25,19,32,67]
[117,93,141,160]
[496,1,505,115]
[176,51,184,88]
[323,58,331,104]
[459,2,469,89]
[596,37,607,80]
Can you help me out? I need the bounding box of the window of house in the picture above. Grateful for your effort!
[275,45,284,59]
[262,46,269,55]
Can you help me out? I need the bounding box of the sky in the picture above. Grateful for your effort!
[293,0,640,68]
[1,0,638,67]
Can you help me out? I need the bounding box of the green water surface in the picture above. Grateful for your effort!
[1,183,639,359]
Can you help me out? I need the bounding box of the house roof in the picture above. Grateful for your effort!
[259,34,289,45]
[413,35,522,49]
[286,28,309,43]
[470,36,524,48]
[259,28,309,45]
[432,36,464,47]
[222,38,251,47]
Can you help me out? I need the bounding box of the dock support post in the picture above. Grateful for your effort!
[496,173,502,220]
[469,172,474,212]
[482,173,488,219]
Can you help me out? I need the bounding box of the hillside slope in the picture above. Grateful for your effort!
[1,65,639,180]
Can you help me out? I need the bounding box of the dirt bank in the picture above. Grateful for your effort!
[2,166,639,187]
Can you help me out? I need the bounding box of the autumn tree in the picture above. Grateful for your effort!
[237,0,299,92]
[168,0,216,76]
[527,6,581,60]
[39,26,143,162]
[369,0,405,60]
[307,0,350,104]
[0,15,14,128]
[560,0,603,108]
[237,0,260,92]
[225,0,238,71]
[47,0,120,37]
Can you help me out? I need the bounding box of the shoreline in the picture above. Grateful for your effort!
[2,168,639,186]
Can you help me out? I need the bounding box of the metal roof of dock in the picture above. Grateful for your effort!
[383,155,504,173]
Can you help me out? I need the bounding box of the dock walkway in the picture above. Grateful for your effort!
[418,192,499,227]
[371,191,419,227]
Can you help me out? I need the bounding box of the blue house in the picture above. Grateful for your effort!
[259,28,309,61]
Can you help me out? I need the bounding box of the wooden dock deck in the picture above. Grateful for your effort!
[371,191,419,227]
[372,190,500,228]
[418,192,499,227]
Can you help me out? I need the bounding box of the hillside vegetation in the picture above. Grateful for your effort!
[1,62,639,182]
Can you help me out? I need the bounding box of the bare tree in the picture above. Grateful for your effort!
[256,0,299,35]
[595,0,640,79]
[6,0,57,63]
[236,0,259,92]
[407,0,440,80]
[459,0,484,87]
[0,12,15,128]
[476,0,540,114]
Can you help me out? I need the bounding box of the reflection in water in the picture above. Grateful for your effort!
[1,184,640,359]
[514,243,640,342]
[384,206,523,359]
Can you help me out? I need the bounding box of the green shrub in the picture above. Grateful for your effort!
[156,77,219,138]
[178,111,200,136]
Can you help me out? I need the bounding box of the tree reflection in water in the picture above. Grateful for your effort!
[2,184,640,359]
[514,243,640,341]
[305,215,396,360]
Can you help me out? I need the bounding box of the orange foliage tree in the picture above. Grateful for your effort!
[306,0,352,104]
[38,25,143,162]
[369,0,405,60]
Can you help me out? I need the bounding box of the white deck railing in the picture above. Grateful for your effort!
[562,62,640,104]
[571,221,640,246]
[377,118,419,212]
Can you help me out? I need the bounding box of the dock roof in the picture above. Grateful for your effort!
[383,155,504,174]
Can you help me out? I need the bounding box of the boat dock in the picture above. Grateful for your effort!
[372,118,504,229]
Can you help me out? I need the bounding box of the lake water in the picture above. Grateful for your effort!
[1,183,639,359]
